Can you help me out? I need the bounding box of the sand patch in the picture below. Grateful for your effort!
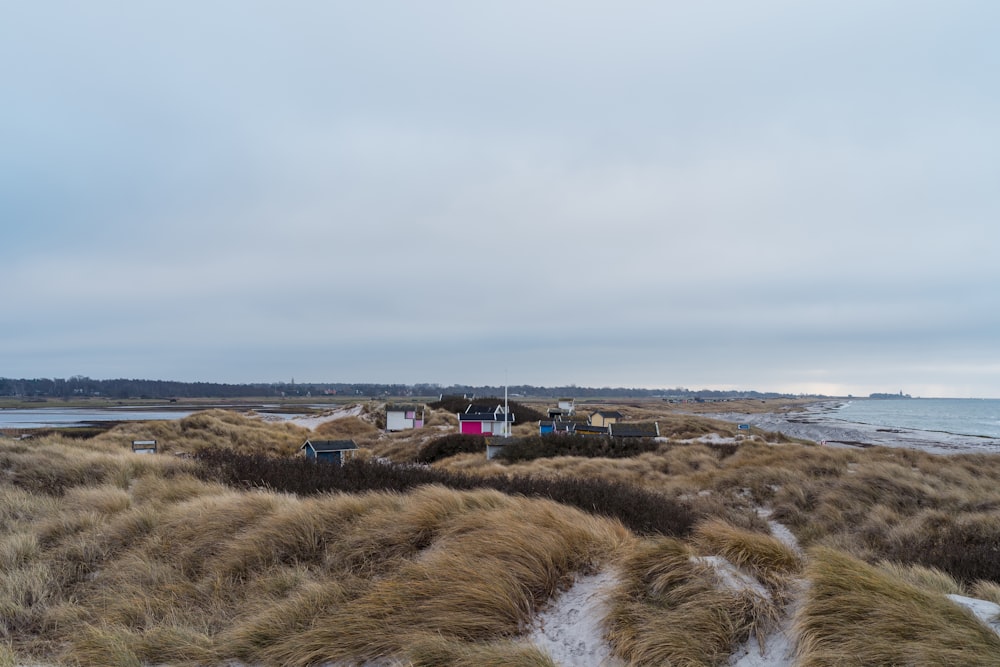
[527,569,624,667]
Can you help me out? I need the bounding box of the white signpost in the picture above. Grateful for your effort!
[131,439,157,454]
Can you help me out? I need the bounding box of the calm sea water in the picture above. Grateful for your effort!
[832,398,1000,440]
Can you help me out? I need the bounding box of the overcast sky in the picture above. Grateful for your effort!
[3,2,999,397]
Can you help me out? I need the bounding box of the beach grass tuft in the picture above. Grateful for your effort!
[693,518,802,603]
[796,547,1000,666]
[606,537,779,666]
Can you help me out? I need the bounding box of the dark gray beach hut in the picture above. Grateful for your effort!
[300,439,358,465]
[608,422,660,438]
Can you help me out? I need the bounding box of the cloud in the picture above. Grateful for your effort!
[2,2,1000,395]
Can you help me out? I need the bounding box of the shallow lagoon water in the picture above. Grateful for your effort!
[0,406,196,429]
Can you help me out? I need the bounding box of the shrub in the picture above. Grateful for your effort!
[416,434,487,464]
[194,449,696,537]
[884,510,1000,584]
[496,434,659,462]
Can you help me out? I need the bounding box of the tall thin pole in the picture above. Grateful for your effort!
[504,371,510,438]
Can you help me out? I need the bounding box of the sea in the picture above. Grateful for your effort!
[711,398,1000,455]
[833,398,1000,441]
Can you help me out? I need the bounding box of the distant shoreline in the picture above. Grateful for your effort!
[704,400,1000,455]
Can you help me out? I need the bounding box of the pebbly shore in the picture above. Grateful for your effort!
[703,400,1000,455]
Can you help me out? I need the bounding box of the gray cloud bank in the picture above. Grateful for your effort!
[2,2,999,397]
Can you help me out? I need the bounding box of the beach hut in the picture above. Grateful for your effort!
[300,439,358,465]
[575,423,610,436]
[486,436,526,460]
[385,404,425,431]
[589,410,624,428]
[457,404,514,436]
[609,422,660,439]
[539,419,576,435]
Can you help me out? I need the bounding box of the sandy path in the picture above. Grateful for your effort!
[527,570,625,667]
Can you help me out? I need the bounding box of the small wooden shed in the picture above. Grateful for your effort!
[539,419,576,435]
[589,410,624,428]
[385,404,425,431]
[609,422,660,438]
[458,404,514,436]
[300,439,358,465]
[575,423,609,436]
[557,398,576,415]
[485,436,522,461]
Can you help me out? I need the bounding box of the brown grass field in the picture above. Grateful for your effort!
[0,400,998,665]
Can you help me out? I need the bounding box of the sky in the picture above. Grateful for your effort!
[2,2,1000,398]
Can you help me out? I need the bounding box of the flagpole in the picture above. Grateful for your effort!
[504,370,510,438]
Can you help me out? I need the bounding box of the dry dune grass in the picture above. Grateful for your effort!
[250,492,629,666]
[606,535,781,666]
[0,435,189,496]
[693,518,802,602]
[347,412,1000,571]
[658,414,740,439]
[451,444,723,488]
[312,415,381,439]
[93,408,311,456]
[403,632,557,667]
[431,424,1000,600]
[0,643,15,667]
[3,404,1000,665]
[422,407,459,429]
[0,434,632,665]
[796,547,1000,666]
[971,580,1000,605]
[369,426,463,463]
[875,561,964,596]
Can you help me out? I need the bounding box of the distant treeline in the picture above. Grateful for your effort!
[0,376,801,401]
